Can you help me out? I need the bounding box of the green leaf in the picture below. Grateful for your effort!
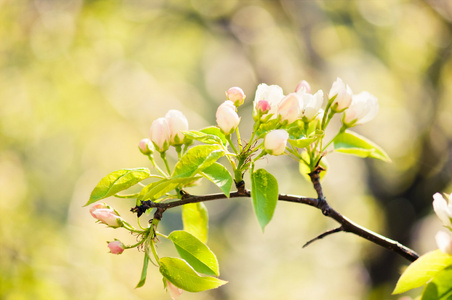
[183,202,209,243]
[159,257,227,292]
[86,168,150,206]
[393,250,452,294]
[422,266,452,300]
[251,168,278,232]
[288,137,318,149]
[333,130,391,162]
[183,130,224,145]
[169,230,219,276]
[138,177,200,201]
[201,163,233,197]
[136,250,151,288]
[173,145,225,178]
[200,127,228,146]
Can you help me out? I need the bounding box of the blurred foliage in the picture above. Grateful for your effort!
[1,0,452,299]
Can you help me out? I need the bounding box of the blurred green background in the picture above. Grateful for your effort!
[1,0,452,299]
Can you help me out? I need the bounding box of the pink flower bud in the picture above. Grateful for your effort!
[89,203,108,218]
[226,87,246,107]
[166,280,183,300]
[256,100,271,114]
[277,93,302,124]
[301,90,324,121]
[138,138,154,155]
[149,117,171,152]
[165,110,189,145]
[253,83,285,116]
[295,80,311,94]
[216,100,240,135]
[433,193,452,230]
[264,129,289,155]
[343,91,378,126]
[108,240,125,254]
[91,206,123,228]
[329,77,352,111]
[435,231,452,255]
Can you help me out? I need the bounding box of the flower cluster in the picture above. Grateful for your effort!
[215,78,378,157]
[433,193,452,254]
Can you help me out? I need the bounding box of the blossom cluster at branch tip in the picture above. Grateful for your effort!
[216,100,240,135]
[90,203,124,228]
[108,240,125,254]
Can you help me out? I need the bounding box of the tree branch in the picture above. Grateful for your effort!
[132,185,419,262]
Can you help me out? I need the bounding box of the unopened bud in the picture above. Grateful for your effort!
[264,129,289,155]
[149,117,171,152]
[277,93,302,124]
[90,205,124,228]
[216,100,240,135]
[343,91,378,127]
[165,110,189,145]
[329,77,352,112]
[295,80,311,94]
[138,138,154,155]
[107,240,125,254]
[226,87,246,107]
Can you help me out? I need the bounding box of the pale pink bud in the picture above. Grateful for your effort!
[91,206,123,228]
[216,100,240,135]
[165,110,189,145]
[264,129,289,155]
[433,193,452,229]
[253,83,285,116]
[138,138,154,155]
[166,280,183,300]
[149,117,171,152]
[435,231,452,255]
[277,93,302,124]
[256,100,271,114]
[301,90,324,121]
[329,78,352,111]
[89,203,108,218]
[226,87,246,107]
[343,91,378,126]
[295,80,311,94]
[108,240,125,254]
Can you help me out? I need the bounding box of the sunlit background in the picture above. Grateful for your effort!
[1,0,452,299]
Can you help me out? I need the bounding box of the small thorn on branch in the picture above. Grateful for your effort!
[303,226,343,248]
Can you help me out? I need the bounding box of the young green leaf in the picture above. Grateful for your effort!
[333,130,391,162]
[168,230,219,276]
[172,145,225,178]
[136,250,151,288]
[183,203,209,243]
[288,137,317,149]
[251,168,279,232]
[201,163,233,197]
[86,168,150,206]
[138,177,200,201]
[393,250,452,294]
[422,266,452,300]
[200,126,228,146]
[159,257,227,292]
[183,130,224,145]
